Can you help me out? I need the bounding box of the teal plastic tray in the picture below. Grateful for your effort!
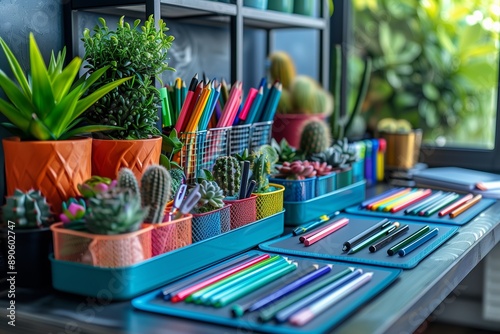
[284,180,366,226]
[50,211,284,300]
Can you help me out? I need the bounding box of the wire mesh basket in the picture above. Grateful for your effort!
[191,205,231,243]
[147,214,193,257]
[249,121,273,152]
[223,194,257,229]
[228,124,251,156]
[254,183,285,220]
[269,177,316,202]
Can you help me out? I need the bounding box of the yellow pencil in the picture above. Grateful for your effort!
[369,188,412,211]
[185,84,211,133]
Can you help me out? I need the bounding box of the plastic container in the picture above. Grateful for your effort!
[254,183,285,220]
[315,172,337,197]
[293,0,314,16]
[224,194,257,229]
[50,211,285,300]
[352,159,365,183]
[244,0,267,9]
[336,167,353,189]
[269,177,316,202]
[145,214,193,257]
[268,0,293,13]
[191,205,231,243]
[51,223,153,268]
[283,180,366,226]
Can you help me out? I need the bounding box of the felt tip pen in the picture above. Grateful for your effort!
[387,225,430,256]
[342,218,391,252]
[398,227,439,256]
[293,214,334,236]
[369,224,409,253]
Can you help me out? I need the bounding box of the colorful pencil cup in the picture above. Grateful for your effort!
[145,214,193,257]
[223,194,257,230]
[254,184,285,220]
[51,223,153,268]
[191,205,231,243]
[269,177,316,202]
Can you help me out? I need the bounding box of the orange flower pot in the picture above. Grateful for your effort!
[2,137,92,215]
[91,136,162,181]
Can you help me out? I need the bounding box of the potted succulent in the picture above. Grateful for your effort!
[269,51,333,148]
[82,15,175,180]
[0,189,54,288]
[0,33,130,215]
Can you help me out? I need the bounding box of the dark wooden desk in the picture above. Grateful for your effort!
[1,199,499,334]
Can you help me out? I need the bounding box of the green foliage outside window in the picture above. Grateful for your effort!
[353,0,499,147]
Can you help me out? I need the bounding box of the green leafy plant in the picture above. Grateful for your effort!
[82,15,175,139]
[0,33,130,140]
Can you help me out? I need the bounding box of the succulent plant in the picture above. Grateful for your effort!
[141,165,171,224]
[212,156,242,197]
[274,161,317,180]
[299,120,331,156]
[78,176,117,199]
[117,168,140,196]
[60,198,87,231]
[271,138,298,163]
[310,138,356,170]
[2,189,53,228]
[192,180,224,214]
[86,188,147,235]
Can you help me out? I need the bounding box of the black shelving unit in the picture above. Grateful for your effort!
[63,0,330,88]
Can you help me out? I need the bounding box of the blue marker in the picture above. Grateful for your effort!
[398,227,439,256]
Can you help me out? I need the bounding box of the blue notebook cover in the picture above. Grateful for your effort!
[259,214,459,269]
[132,250,401,334]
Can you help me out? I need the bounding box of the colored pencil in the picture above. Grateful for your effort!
[170,253,270,302]
[376,189,420,212]
[385,189,432,212]
[220,78,229,108]
[238,160,250,199]
[342,218,391,252]
[398,227,439,256]
[174,73,198,133]
[438,193,474,216]
[174,78,182,121]
[259,82,282,122]
[367,188,412,210]
[275,268,364,323]
[184,82,211,133]
[289,272,373,326]
[387,225,430,256]
[199,83,221,131]
[404,191,444,215]
[449,194,482,218]
[369,224,409,253]
[244,86,264,125]
[160,253,254,300]
[347,222,400,254]
[238,87,258,123]
[187,255,282,303]
[420,193,460,217]
[303,218,349,247]
[160,87,172,128]
[213,262,298,308]
[231,264,329,317]
[360,187,405,208]
[258,267,355,323]
[411,192,448,215]
[293,214,334,236]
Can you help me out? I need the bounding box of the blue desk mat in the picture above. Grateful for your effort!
[132,250,401,334]
[259,214,459,269]
[345,191,496,226]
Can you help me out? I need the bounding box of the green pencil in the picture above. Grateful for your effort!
[258,267,355,322]
[387,225,430,256]
[213,262,298,308]
[422,193,459,216]
[186,255,282,303]
[348,222,400,254]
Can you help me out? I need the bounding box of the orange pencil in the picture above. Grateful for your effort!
[184,83,211,133]
[449,194,482,218]
[367,188,412,211]
[438,193,474,216]
[389,189,433,213]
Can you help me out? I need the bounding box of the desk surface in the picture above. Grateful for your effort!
[1,195,499,334]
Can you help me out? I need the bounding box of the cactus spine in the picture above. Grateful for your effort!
[212,156,242,197]
[169,168,185,198]
[299,120,331,156]
[117,167,140,196]
[1,189,52,228]
[141,164,171,223]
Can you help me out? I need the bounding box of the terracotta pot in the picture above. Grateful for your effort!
[2,137,92,215]
[272,113,327,148]
[91,136,162,181]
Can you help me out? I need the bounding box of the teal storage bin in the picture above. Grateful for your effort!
[268,0,294,13]
[244,0,267,9]
[293,0,314,16]
[316,172,337,197]
[284,180,366,226]
[50,211,285,300]
[269,177,315,202]
[336,167,353,189]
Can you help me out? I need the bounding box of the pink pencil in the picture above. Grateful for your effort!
[302,218,349,246]
[170,253,270,302]
[218,81,242,127]
[438,193,474,216]
[239,87,258,122]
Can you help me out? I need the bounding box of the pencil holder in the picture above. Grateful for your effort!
[200,127,229,173]
[249,121,273,152]
[51,223,153,268]
[269,177,316,202]
[254,183,285,220]
[268,0,293,13]
[351,159,365,183]
[191,205,231,243]
[179,131,199,184]
[228,124,251,156]
[223,194,257,229]
[336,167,353,189]
[316,172,337,197]
[145,214,193,257]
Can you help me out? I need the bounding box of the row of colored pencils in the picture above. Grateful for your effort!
[160,253,373,326]
[361,187,482,218]
[162,74,281,134]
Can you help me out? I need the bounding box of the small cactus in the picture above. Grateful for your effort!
[86,188,147,235]
[212,156,242,197]
[1,189,53,228]
[60,198,87,231]
[169,168,186,198]
[250,145,278,193]
[78,176,117,199]
[193,180,224,214]
[141,164,171,224]
[117,168,140,197]
[299,120,331,156]
[269,51,296,90]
